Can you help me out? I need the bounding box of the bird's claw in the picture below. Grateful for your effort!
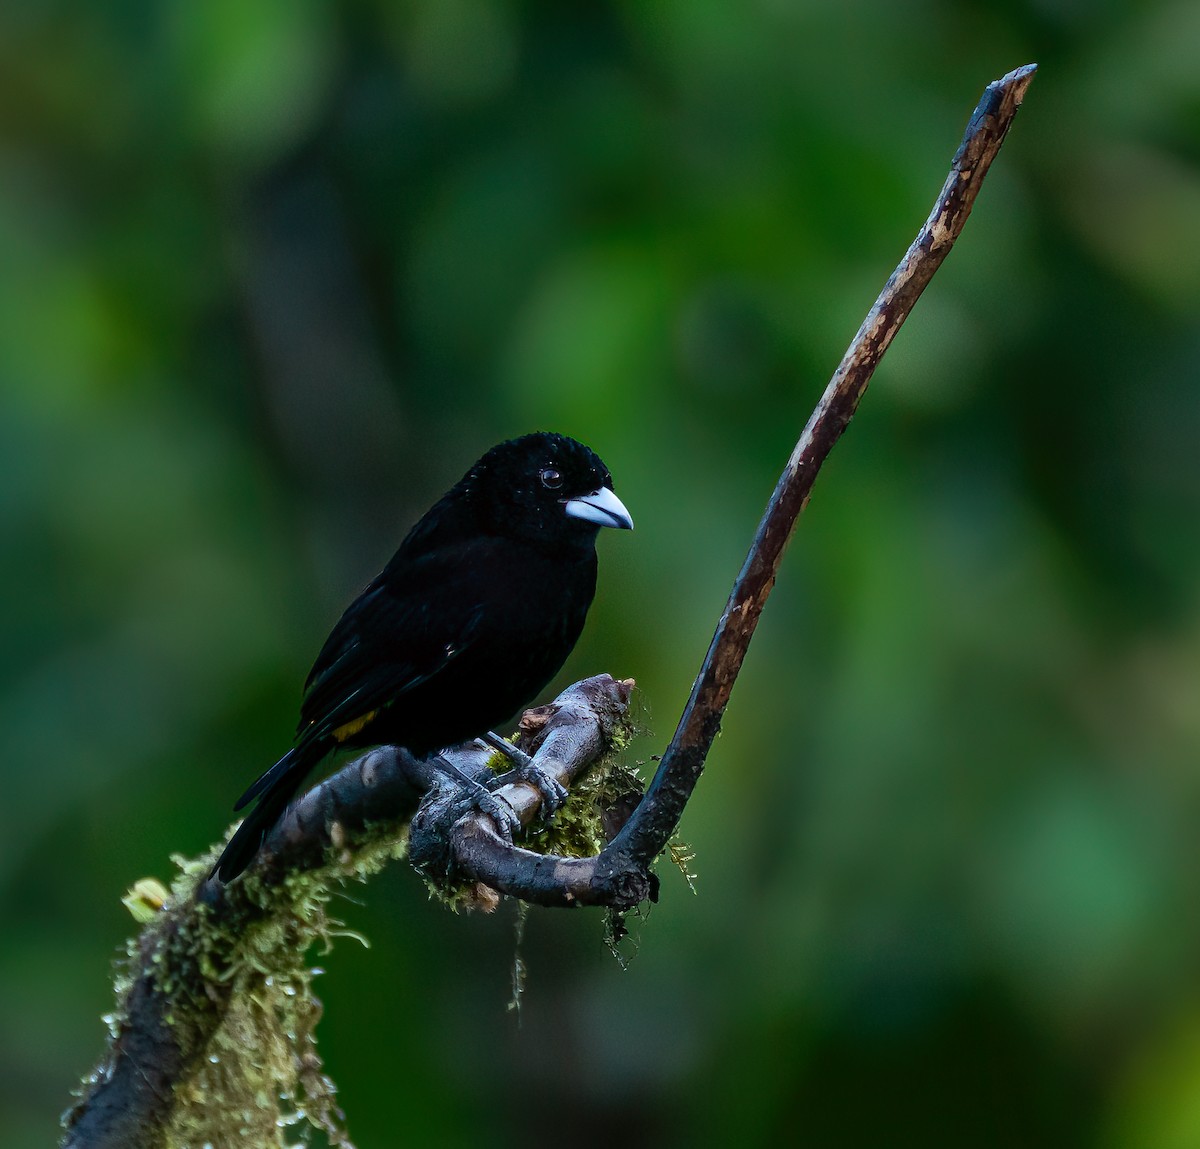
[433,753,521,839]
[515,761,569,816]
[481,731,568,816]
[469,786,521,840]
[480,730,532,769]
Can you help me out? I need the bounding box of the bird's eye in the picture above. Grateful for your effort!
[540,467,563,489]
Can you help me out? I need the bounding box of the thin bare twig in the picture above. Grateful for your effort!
[591,62,1038,887]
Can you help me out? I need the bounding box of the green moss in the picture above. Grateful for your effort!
[520,753,643,859]
[94,824,411,1149]
[667,839,699,893]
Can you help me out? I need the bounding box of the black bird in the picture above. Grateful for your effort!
[214,432,633,882]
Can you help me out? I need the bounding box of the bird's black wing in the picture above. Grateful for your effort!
[294,542,489,754]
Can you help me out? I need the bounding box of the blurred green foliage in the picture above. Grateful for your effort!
[3,2,1200,1146]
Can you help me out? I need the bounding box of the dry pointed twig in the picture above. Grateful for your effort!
[590,62,1038,889]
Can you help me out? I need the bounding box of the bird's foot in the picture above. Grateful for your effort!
[434,755,521,839]
[481,730,569,816]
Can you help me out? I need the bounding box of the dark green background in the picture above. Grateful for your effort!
[5,2,1200,1146]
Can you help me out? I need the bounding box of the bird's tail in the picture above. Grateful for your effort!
[213,747,316,883]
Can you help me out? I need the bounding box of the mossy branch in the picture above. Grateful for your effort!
[62,674,635,1149]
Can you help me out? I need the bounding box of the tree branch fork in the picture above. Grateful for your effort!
[259,671,659,911]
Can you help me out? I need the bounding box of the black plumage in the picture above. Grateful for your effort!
[214,432,632,882]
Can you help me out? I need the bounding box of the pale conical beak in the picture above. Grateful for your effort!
[564,486,634,530]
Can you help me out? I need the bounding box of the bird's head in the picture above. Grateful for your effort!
[466,432,633,547]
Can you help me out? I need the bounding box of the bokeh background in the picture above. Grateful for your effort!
[4,2,1200,1146]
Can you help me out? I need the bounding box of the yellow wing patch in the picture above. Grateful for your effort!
[332,709,379,742]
